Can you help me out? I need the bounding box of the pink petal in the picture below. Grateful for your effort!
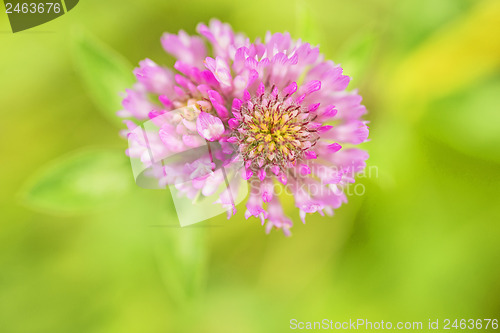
[304,150,317,159]
[308,103,320,112]
[232,98,242,113]
[196,112,225,141]
[328,143,342,152]
[257,82,265,97]
[283,82,298,96]
[318,125,333,133]
[302,80,321,95]
[321,105,338,118]
[258,168,267,181]
[242,168,254,180]
[277,172,287,185]
[243,90,251,101]
[228,118,240,129]
[299,164,311,175]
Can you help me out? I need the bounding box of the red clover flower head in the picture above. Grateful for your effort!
[120,19,369,236]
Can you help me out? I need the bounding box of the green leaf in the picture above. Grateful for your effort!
[20,148,133,214]
[72,29,135,127]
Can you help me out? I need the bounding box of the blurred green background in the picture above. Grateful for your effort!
[1,0,500,332]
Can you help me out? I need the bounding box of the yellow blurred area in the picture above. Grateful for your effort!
[392,0,500,111]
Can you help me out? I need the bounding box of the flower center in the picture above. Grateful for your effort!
[234,96,318,172]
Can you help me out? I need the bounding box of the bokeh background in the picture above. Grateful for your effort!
[1,0,500,332]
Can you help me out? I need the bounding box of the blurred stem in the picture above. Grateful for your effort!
[151,192,208,311]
